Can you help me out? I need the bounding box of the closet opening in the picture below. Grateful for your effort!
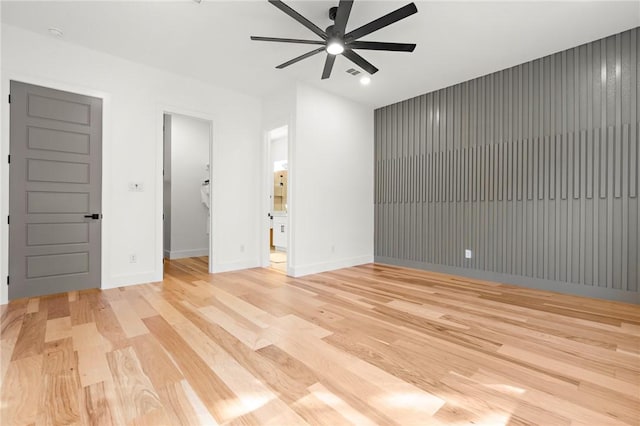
[163,112,212,275]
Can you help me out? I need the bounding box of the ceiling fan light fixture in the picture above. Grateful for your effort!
[326,40,344,55]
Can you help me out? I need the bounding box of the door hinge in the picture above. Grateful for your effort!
[7,94,11,104]
[6,276,9,286]
[7,216,9,225]
[7,155,10,164]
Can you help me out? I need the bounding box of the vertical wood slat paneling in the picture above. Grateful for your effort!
[373,27,639,295]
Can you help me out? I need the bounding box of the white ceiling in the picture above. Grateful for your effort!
[2,1,639,108]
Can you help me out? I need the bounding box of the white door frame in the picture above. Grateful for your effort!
[157,106,214,274]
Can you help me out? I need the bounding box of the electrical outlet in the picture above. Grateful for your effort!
[129,254,137,263]
[465,249,472,259]
[240,244,245,253]
[331,245,335,253]
[128,182,144,192]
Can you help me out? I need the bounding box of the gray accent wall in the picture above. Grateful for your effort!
[374,28,639,303]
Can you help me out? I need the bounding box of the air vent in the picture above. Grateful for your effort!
[346,68,361,76]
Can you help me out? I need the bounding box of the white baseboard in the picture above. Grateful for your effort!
[104,270,158,289]
[210,258,260,274]
[168,248,209,259]
[289,255,373,277]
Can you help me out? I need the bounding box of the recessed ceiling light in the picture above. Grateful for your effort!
[48,27,63,37]
[360,76,371,86]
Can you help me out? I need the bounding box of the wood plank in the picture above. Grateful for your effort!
[179,380,220,426]
[72,322,112,388]
[45,316,72,342]
[156,380,202,426]
[143,315,244,424]
[121,289,158,319]
[11,310,47,361]
[0,337,18,385]
[1,301,27,340]
[172,319,308,425]
[498,344,638,395]
[306,382,378,426]
[45,294,70,320]
[93,301,128,350]
[109,299,149,338]
[106,346,163,424]
[199,305,272,350]
[0,354,43,426]
[38,338,81,425]
[130,333,183,390]
[69,298,94,325]
[26,298,40,314]
[79,381,118,426]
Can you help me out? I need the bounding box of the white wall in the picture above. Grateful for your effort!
[1,24,262,304]
[290,83,374,276]
[168,113,210,259]
[270,136,287,165]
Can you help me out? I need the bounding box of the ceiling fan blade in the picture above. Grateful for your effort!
[268,0,327,40]
[321,54,336,79]
[342,49,378,74]
[251,36,325,45]
[276,47,325,69]
[348,41,416,52]
[345,3,417,41]
[333,0,354,36]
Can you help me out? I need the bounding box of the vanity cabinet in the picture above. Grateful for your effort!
[272,216,287,250]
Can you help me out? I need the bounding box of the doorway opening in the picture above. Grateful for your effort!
[163,113,212,275]
[267,126,288,272]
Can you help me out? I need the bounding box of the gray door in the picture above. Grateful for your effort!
[9,81,102,299]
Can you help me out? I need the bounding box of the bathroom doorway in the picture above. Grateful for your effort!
[267,126,288,272]
[163,113,212,274]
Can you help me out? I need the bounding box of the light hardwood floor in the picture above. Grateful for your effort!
[1,258,639,425]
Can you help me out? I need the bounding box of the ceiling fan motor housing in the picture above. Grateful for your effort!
[325,25,339,38]
[329,6,338,21]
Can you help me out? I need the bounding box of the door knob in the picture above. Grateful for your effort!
[84,213,102,219]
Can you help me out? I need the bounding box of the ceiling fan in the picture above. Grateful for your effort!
[251,0,418,79]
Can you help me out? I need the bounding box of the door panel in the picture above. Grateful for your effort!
[9,81,102,299]
[27,159,90,183]
[27,223,89,246]
[27,191,90,213]
[27,94,91,124]
[28,127,90,154]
